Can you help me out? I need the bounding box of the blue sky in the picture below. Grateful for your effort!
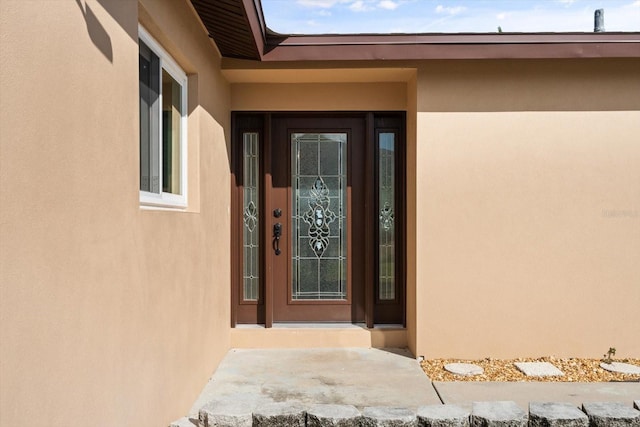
[261,0,640,33]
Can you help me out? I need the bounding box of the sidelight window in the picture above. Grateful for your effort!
[243,132,260,301]
[378,132,396,300]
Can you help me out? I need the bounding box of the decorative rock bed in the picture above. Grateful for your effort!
[422,358,640,382]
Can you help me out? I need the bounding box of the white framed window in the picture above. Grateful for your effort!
[138,25,187,208]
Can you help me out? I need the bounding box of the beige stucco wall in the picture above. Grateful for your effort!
[231,81,408,112]
[414,59,640,359]
[0,1,231,426]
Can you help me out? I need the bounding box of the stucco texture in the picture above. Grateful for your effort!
[228,58,640,360]
[413,59,640,358]
[0,1,231,426]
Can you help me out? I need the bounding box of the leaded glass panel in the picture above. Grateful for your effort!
[243,133,259,301]
[379,133,395,300]
[292,133,347,300]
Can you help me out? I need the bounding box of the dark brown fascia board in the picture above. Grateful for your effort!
[268,33,640,44]
[261,32,640,61]
[243,0,268,59]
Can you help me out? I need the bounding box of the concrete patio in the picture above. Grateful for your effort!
[188,348,441,417]
[187,348,639,420]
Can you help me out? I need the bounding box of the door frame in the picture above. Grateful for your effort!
[231,112,406,328]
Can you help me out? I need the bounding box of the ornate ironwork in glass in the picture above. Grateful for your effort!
[242,133,259,301]
[291,133,347,300]
[379,133,395,300]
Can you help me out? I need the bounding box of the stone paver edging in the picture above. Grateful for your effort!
[582,402,640,427]
[253,402,307,426]
[417,404,470,426]
[471,401,528,426]
[184,400,640,427]
[361,406,417,426]
[307,404,361,427]
[529,402,588,426]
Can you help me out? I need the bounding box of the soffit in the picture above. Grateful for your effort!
[190,0,262,60]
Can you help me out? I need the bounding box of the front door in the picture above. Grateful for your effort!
[270,116,366,322]
[232,113,404,326]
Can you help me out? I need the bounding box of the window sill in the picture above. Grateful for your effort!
[140,192,187,211]
[140,204,187,212]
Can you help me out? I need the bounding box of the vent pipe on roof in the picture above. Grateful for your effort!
[594,9,605,32]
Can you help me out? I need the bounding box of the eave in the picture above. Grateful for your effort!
[191,0,640,62]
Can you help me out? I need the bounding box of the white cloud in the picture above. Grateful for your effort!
[296,0,399,14]
[496,12,507,20]
[378,0,399,10]
[349,0,373,12]
[631,0,640,7]
[297,0,340,8]
[435,5,466,15]
[557,0,577,5]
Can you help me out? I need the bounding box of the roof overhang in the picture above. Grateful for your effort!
[191,0,640,62]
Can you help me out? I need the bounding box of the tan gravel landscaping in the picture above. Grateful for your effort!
[421,357,640,382]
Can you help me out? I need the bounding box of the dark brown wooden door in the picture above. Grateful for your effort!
[232,112,405,326]
[270,116,366,322]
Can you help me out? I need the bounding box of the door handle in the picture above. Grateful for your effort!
[273,222,282,256]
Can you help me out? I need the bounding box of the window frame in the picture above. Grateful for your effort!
[138,24,188,209]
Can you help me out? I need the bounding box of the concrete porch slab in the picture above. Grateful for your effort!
[189,348,441,417]
[433,381,640,412]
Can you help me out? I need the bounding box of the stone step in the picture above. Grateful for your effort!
[582,402,640,427]
[306,404,361,427]
[529,402,588,427]
[417,404,470,426]
[361,406,417,426]
[471,401,528,426]
[181,400,640,427]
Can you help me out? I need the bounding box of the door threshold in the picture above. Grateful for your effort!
[235,323,405,330]
[273,322,366,329]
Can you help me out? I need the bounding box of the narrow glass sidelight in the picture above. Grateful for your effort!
[379,133,396,300]
[242,133,260,301]
[291,133,347,300]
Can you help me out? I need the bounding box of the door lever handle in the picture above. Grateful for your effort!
[273,223,282,256]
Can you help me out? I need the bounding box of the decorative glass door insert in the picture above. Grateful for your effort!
[242,132,260,301]
[378,132,395,301]
[291,133,347,300]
